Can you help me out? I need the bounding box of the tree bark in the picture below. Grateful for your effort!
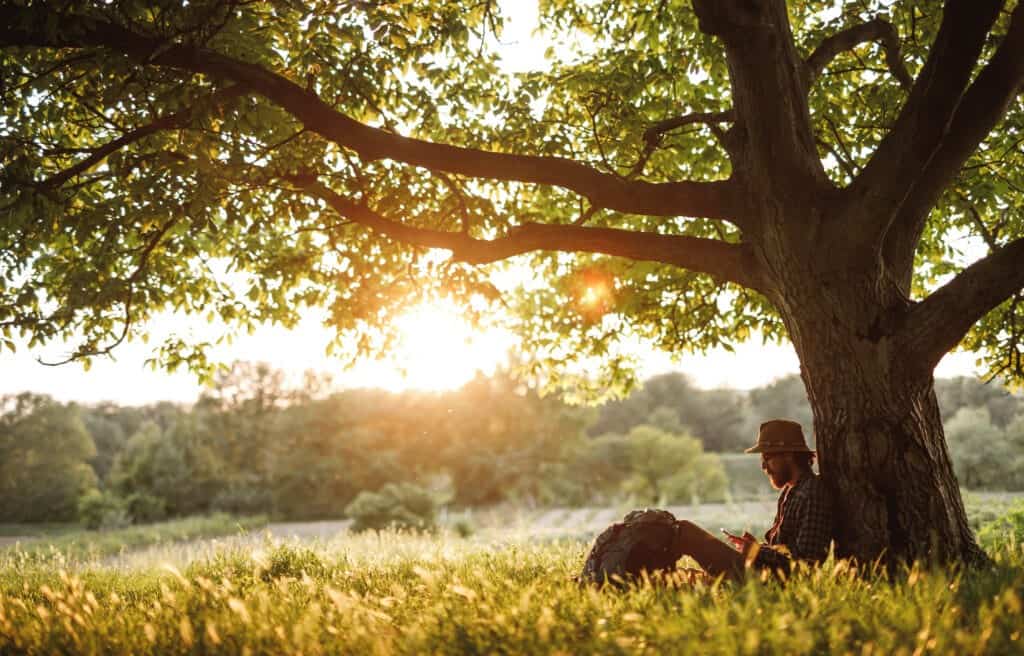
[799,337,983,565]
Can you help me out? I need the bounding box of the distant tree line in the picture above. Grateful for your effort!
[2,364,1021,526]
[589,372,1024,449]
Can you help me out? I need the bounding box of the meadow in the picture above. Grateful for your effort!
[2,497,1024,655]
[0,514,268,562]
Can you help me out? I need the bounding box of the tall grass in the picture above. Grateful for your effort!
[1,527,1022,654]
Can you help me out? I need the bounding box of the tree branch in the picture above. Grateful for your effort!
[36,85,244,190]
[851,0,1004,231]
[882,1,1024,293]
[287,176,765,291]
[629,109,735,179]
[642,109,736,144]
[899,236,1024,374]
[0,5,741,225]
[37,216,178,366]
[804,17,912,90]
[692,0,828,195]
[955,192,1000,251]
[982,293,1024,383]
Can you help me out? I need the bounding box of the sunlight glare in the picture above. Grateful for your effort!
[580,286,602,306]
[347,301,514,392]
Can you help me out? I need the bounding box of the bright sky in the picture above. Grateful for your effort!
[0,2,983,405]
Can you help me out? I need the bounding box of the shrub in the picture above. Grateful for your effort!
[978,501,1024,549]
[262,544,327,581]
[619,425,729,505]
[125,493,167,524]
[77,489,130,530]
[720,453,775,499]
[452,517,475,538]
[344,483,438,533]
[211,483,273,516]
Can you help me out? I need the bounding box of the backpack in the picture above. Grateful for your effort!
[579,508,685,585]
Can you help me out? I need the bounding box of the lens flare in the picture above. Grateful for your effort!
[571,267,616,320]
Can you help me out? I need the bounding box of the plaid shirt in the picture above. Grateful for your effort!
[753,473,833,575]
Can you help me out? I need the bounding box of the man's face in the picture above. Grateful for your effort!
[761,452,795,489]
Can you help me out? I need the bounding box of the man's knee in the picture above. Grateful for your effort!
[675,519,707,545]
[674,519,726,551]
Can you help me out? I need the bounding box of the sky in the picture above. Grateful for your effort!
[0,2,984,405]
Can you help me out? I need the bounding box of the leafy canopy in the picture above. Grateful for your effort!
[1,0,1021,390]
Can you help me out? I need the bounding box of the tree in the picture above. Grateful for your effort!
[436,372,587,505]
[934,376,1024,427]
[746,375,814,445]
[589,373,750,451]
[2,1,1023,564]
[619,425,728,505]
[267,396,405,519]
[80,401,131,482]
[196,361,290,495]
[0,393,97,522]
[945,407,1024,490]
[109,417,222,518]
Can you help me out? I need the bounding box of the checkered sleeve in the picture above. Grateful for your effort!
[789,476,834,563]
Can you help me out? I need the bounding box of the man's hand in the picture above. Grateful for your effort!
[722,529,756,552]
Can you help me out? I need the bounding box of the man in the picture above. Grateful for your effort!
[672,419,834,579]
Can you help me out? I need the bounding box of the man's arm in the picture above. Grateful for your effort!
[788,477,834,563]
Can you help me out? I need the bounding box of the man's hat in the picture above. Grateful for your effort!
[744,419,814,454]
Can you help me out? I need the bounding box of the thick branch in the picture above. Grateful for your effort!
[289,177,765,291]
[804,18,912,90]
[693,0,828,196]
[0,5,740,225]
[851,0,1003,229]
[899,236,1024,373]
[883,1,1024,293]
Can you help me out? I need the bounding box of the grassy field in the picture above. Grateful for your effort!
[0,497,1022,654]
[1,514,268,562]
[0,523,80,539]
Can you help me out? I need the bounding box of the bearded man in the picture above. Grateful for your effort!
[673,419,834,579]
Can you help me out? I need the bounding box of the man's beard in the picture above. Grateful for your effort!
[767,463,793,489]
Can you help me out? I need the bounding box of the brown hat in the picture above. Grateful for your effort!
[745,419,814,454]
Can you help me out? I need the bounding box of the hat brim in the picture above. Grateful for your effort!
[744,444,815,454]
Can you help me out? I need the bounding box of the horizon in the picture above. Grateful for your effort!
[0,337,984,406]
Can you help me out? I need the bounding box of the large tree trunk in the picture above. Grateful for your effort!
[767,243,986,565]
[801,347,983,565]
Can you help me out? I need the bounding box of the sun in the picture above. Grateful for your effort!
[389,302,513,391]
[346,301,514,392]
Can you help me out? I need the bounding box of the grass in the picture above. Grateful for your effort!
[1,526,1023,653]
[0,523,80,538]
[963,491,1024,531]
[1,514,267,561]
